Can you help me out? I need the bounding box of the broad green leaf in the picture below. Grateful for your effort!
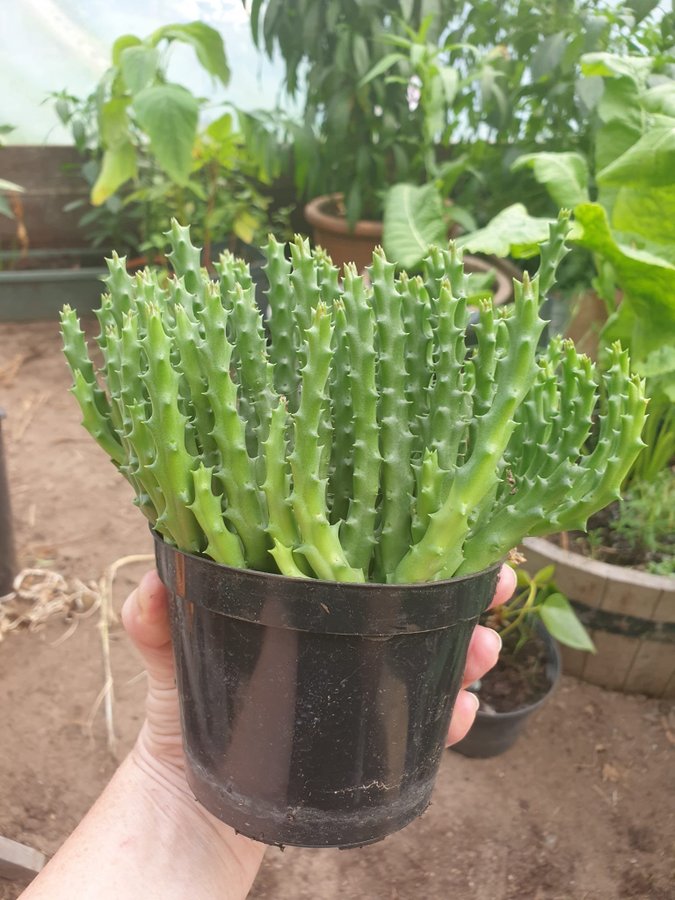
[233,209,260,245]
[382,183,446,269]
[150,22,230,86]
[0,196,13,218]
[539,593,596,652]
[598,125,675,189]
[112,34,142,66]
[91,143,137,205]
[457,204,554,259]
[642,84,675,118]
[120,45,159,94]
[512,152,590,208]
[610,187,675,262]
[204,113,237,166]
[132,84,199,184]
[99,98,131,150]
[595,119,644,176]
[574,202,675,362]
[531,32,566,81]
[581,52,653,86]
[358,52,405,88]
[446,204,477,233]
[352,35,370,77]
[626,0,661,22]
[576,75,603,113]
[532,564,556,587]
[640,345,675,379]
[435,155,468,195]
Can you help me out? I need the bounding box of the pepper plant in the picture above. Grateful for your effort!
[60,212,646,583]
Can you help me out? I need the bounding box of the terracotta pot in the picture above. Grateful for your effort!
[304,192,517,307]
[304,193,383,274]
[522,537,675,698]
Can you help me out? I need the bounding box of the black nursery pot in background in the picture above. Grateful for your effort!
[451,624,562,759]
[154,534,501,849]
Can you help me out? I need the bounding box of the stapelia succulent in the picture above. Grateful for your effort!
[61,213,647,584]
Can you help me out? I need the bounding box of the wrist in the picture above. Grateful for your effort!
[125,739,266,898]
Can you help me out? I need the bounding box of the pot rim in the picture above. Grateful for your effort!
[153,528,502,592]
[304,193,383,238]
[153,530,504,635]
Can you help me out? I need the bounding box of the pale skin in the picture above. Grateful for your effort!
[21,565,516,900]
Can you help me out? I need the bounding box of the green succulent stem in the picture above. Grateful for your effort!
[289,303,364,583]
[61,216,646,589]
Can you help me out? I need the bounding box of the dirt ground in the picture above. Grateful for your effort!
[0,319,673,900]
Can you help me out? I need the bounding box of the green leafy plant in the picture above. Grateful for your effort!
[459,53,675,502]
[75,22,230,205]
[582,469,675,575]
[245,0,671,267]
[490,564,595,652]
[53,26,292,263]
[60,213,646,583]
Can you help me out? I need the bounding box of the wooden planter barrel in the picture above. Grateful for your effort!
[522,537,675,698]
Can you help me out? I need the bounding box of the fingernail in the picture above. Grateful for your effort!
[489,628,503,653]
[470,692,480,713]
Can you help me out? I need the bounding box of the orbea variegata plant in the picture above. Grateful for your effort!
[60,213,647,583]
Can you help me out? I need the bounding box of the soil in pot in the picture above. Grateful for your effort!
[452,625,560,758]
[477,628,552,714]
[553,500,675,575]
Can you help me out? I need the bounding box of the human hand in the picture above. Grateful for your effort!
[445,563,515,745]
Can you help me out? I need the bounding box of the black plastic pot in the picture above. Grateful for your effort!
[153,534,500,848]
[451,624,562,759]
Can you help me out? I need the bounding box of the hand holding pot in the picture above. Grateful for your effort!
[124,564,513,789]
[21,566,512,900]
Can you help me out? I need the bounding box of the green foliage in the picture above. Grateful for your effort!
[61,215,647,584]
[587,470,675,575]
[245,0,672,241]
[91,23,229,204]
[511,153,590,208]
[382,183,447,269]
[53,26,292,262]
[490,564,596,653]
[460,51,675,493]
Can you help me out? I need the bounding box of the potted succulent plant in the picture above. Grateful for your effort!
[60,212,645,848]
[452,562,595,758]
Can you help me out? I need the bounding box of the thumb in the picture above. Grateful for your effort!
[121,569,174,687]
